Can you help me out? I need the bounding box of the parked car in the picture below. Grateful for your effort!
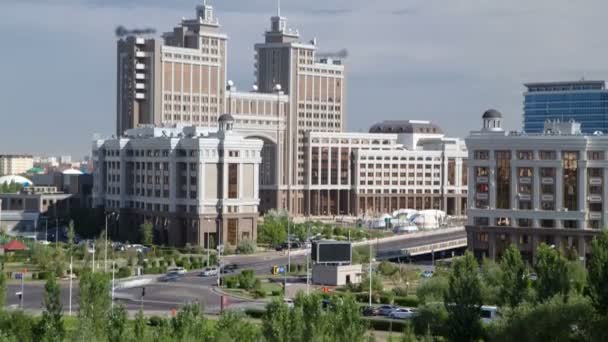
[220,264,238,274]
[421,270,434,278]
[199,267,218,277]
[481,305,500,324]
[389,308,416,320]
[362,306,379,316]
[378,305,398,316]
[168,267,187,275]
[284,298,294,309]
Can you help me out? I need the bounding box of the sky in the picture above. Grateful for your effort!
[1,0,608,158]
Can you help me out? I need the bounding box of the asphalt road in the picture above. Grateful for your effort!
[4,228,464,315]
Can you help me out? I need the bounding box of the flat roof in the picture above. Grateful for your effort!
[524,80,605,89]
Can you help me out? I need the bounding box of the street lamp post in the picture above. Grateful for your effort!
[368,240,373,307]
[69,255,73,316]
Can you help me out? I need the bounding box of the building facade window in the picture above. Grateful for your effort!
[563,151,578,211]
[228,164,238,199]
[495,151,511,209]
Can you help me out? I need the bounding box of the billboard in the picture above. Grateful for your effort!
[312,241,352,264]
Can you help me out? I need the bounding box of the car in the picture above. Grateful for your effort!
[389,308,416,320]
[220,264,238,274]
[362,306,379,316]
[377,305,398,316]
[421,270,434,278]
[481,305,500,324]
[160,271,181,282]
[199,267,218,277]
[167,267,187,275]
[393,225,419,234]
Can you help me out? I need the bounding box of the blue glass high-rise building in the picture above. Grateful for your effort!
[523,80,608,133]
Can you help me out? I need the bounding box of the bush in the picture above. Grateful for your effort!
[416,276,449,304]
[364,317,408,332]
[271,290,282,297]
[37,271,51,280]
[225,276,238,289]
[252,288,266,298]
[412,303,448,337]
[378,261,399,277]
[238,270,257,290]
[394,295,419,307]
[236,239,257,255]
[244,308,266,319]
[117,266,131,278]
[148,316,164,327]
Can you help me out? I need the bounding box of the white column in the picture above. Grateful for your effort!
[510,163,518,210]
[198,162,205,208]
[169,153,177,212]
[489,165,497,210]
[578,157,587,229]
[238,162,244,200]
[533,167,540,210]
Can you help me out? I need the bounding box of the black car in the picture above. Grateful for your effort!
[362,306,379,316]
[220,264,239,273]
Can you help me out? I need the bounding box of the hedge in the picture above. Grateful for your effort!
[244,308,266,319]
[364,317,409,332]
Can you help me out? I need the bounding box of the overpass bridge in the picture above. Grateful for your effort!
[374,227,467,261]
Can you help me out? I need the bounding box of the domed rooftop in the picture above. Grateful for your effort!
[482,109,502,119]
[369,120,443,134]
[218,113,234,122]
[0,175,33,186]
[62,169,83,175]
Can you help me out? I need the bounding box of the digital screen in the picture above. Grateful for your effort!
[313,242,352,263]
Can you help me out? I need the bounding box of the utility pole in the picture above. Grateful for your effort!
[368,241,372,307]
[104,213,108,272]
[69,255,73,315]
[111,261,115,310]
[306,220,310,295]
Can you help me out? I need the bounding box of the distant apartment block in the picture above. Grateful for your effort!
[0,154,33,176]
[523,80,608,133]
[116,2,345,216]
[466,109,602,262]
[93,115,263,246]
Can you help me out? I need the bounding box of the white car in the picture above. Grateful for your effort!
[283,298,294,309]
[481,305,499,324]
[421,270,434,278]
[168,267,187,275]
[389,308,416,320]
[199,267,218,277]
[378,305,398,316]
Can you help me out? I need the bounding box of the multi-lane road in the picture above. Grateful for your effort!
[5,227,465,315]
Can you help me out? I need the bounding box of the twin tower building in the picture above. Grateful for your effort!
[95,2,468,246]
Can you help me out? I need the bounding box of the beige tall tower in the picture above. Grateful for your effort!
[116,1,228,135]
[254,6,346,214]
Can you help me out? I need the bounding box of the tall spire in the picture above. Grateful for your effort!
[277,0,281,17]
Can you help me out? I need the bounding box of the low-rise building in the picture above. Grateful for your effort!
[304,120,468,217]
[92,114,263,247]
[466,109,602,262]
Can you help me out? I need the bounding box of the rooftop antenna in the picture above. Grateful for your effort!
[277,0,281,17]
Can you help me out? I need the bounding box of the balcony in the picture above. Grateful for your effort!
[135,93,145,100]
[589,212,603,220]
[518,194,531,201]
[588,195,602,203]
[136,83,146,90]
[135,38,145,45]
[476,176,488,184]
[541,194,554,201]
[519,177,532,184]
[135,63,146,70]
[135,73,146,80]
[589,178,602,185]
[541,177,554,185]
[476,193,488,200]
[135,51,148,58]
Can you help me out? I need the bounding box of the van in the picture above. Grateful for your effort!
[480,305,499,324]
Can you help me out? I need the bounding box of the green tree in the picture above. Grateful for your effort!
[139,221,154,246]
[444,251,483,342]
[170,303,211,340]
[499,244,529,307]
[263,298,301,342]
[417,275,448,304]
[215,310,262,342]
[534,243,570,302]
[258,212,288,247]
[330,295,367,342]
[67,220,75,248]
[0,261,6,309]
[480,258,503,305]
[36,274,64,342]
[588,231,608,315]
[76,269,111,339]
[295,292,331,341]
[399,322,419,342]
[133,309,147,340]
[413,302,448,337]
[106,305,129,342]
[236,239,256,254]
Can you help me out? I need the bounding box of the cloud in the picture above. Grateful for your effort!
[1,0,608,156]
